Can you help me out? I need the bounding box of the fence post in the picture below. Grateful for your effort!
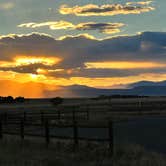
[72,107,76,122]
[41,111,44,125]
[139,98,142,114]
[4,112,7,125]
[73,120,78,149]
[58,109,61,120]
[20,118,24,140]
[108,121,114,156]
[23,111,26,123]
[45,119,50,147]
[86,105,90,120]
[0,116,3,139]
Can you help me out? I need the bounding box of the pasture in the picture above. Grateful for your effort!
[0,96,166,165]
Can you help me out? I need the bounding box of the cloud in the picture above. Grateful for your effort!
[85,61,166,69]
[58,33,96,40]
[126,1,153,5]
[0,2,14,10]
[1,32,166,80]
[18,21,74,30]
[46,67,166,78]
[59,2,154,16]
[75,22,124,34]
[18,21,125,34]
[0,63,52,74]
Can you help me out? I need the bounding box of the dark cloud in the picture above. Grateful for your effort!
[75,22,124,34]
[0,32,166,78]
[47,68,166,78]
[0,63,51,74]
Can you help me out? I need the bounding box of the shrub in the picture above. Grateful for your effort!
[50,97,63,106]
[15,97,25,103]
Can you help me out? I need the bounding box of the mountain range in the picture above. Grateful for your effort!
[1,79,166,98]
[44,81,166,97]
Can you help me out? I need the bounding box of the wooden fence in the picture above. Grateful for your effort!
[0,109,114,153]
[1,99,165,154]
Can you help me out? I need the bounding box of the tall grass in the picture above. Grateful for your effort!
[0,136,166,166]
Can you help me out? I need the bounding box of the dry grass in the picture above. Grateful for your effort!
[0,97,166,165]
[0,136,166,166]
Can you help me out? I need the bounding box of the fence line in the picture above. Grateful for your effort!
[0,100,166,156]
[0,110,114,154]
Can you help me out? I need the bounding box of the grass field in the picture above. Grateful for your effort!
[0,97,166,165]
[0,136,166,166]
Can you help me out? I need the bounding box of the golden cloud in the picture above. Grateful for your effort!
[18,21,125,34]
[69,73,166,88]
[14,56,61,66]
[0,32,166,96]
[85,61,166,69]
[59,2,154,16]
[18,21,74,30]
[0,56,61,68]
[58,33,96,40]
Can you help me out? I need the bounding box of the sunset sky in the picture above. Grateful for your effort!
[0,0,166,97]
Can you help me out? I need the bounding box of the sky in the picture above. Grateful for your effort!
[0,0,166,97]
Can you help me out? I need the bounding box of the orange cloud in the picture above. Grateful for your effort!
[1,69,166,98]
[70,73,166,88]
[0,56,61,67]
[1,32,166,97]
[85,61,166,69]
[14,56,61,66]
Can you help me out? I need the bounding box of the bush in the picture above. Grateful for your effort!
[15,97,25,103]
[0,96,14,103]
[50,97,63,106]
[0,96,25,104]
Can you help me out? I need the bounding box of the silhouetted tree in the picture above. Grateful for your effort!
[15,97,25,103]
[6,96,14,103]
[50,97,63,106]
[0,96,26,104]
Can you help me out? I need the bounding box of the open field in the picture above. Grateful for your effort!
[0,136,166,166]
[1,97,166,165]
[1,97,166,123]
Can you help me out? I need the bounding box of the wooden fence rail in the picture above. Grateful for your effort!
[1,100,166,156]
[0,111,114,154]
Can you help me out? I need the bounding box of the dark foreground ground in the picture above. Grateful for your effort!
[0,136,165,166]
[1,97,166,165]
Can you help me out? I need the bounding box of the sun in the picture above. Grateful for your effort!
[14,56,61,66]
[30,74,38,79]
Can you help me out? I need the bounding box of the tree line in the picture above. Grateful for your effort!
[0,96,64,105]
[0,96,25,104]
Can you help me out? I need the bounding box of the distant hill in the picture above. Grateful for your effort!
[127,80,166,88]
[125,86,166,96]
[2,79,166,98]
[44,84,166,97]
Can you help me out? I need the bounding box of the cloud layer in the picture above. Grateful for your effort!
[18,21,125,34]
[59,1,154,16]
[0,32,166,80]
